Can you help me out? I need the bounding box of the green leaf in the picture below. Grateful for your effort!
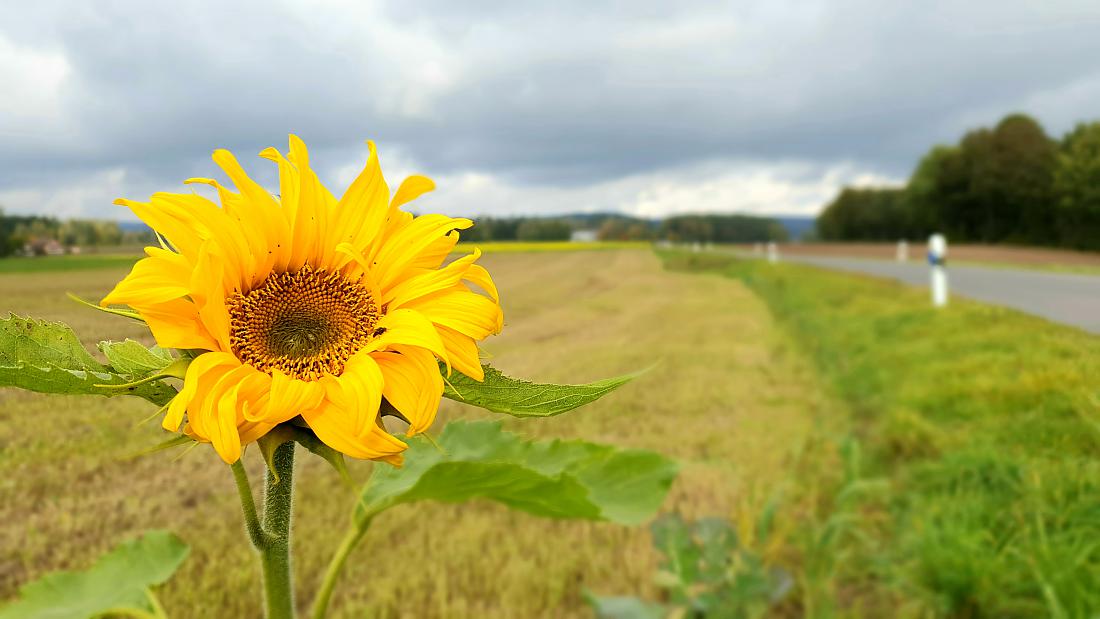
[98,339,174,376]
[0,315,176,406]
[0,530,189,619]
[441,363,642,417]
[355,420,677,526]
[583,593,667,619]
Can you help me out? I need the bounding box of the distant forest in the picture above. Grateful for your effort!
[817,114,1100,250]
[462,213,789,243]
[0,211,155,257]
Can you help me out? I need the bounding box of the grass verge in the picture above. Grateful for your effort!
[661,250,1100,617]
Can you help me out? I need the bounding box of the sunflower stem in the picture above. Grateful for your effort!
[310,520,370,619]
[260,441,297,619]
[231,460,266,550]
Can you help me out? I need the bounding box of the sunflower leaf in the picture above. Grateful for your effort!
[0,315,176,406]
[0,530,189,619]
[98,339,175,376]
[355,420,677,526]
[440,363,643,417]
[583,593,668,619]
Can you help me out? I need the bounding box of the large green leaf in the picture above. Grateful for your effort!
[0,530,189,619]
[355,420,677,526]
[0,315,176,406]
[441,363,641,417]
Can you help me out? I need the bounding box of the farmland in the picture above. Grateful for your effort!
[1,247,1097,617]
[1,249,836,617]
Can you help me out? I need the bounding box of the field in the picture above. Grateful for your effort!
[2,247,1098,617]
[1,249,836,617]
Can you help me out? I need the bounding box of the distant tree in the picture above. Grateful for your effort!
[989,114,1058,242]
[816,187,906,240]
[902,145,958,238]
[1053,122,1100,250]
[597,218,653,241]
[515,218,572,241]
[662,214,785,243]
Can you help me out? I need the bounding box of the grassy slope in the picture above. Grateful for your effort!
[0,250,839,618]
[663,251,1100,618]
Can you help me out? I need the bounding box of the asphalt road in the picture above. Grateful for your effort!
[776,255,1100,334]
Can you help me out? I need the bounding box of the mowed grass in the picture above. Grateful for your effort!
[664,251,1100,617]
[0,253,141,274]
[0,250,839,617]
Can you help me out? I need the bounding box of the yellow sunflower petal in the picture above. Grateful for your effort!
[404,288,503,340]
[374,346,443,435]
[327,141,390,261]
[366,308,450,364]
[301,401,407,460]
[436,325,485,380]
[371,214,474,291]
[383,248,482,309]
[260,370,325,425]
[321,351,383,434]
[139,298,219,351]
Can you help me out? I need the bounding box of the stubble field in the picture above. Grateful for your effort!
[0,249,837,617]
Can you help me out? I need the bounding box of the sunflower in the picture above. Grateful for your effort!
[102,136,503,465]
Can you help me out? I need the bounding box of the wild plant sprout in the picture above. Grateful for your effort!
[0,136,677,619]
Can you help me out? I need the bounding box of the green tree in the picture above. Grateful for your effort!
[816,187,906,240]
[1053,122,1100,250]
[515,218,572,241]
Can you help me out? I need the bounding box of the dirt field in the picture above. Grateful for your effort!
[739,242,1100,269]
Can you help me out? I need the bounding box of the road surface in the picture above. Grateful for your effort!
[773,255,1100,334]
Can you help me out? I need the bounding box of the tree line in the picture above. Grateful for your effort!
[461,213,788,243]
[817,114,1100,250]
[0,210,154,257]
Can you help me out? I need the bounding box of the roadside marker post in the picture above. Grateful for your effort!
[896,240,909,262]
[928,233,948,307]
[766,242,778,264]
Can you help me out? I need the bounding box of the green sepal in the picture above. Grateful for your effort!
[126,433,195,460]
[66,292,145,322]
[290,425,354,489]
[257,426,297,484]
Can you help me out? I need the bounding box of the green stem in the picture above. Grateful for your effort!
[231,460,266,549]
[145,587,169,619]
[261,441,297,619]
[309,521,370,619]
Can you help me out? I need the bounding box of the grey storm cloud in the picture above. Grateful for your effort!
[4,0,1100,218]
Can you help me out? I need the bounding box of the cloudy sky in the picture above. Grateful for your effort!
[4,1,1100,221]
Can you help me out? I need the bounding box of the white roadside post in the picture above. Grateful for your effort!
[896,239,909,262]
[766,241,779,264]
[928,233,948,307]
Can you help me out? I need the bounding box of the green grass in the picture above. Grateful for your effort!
[662,251,1100,617]
[0,254,140,274]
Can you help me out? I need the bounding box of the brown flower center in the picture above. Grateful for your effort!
[226,265,378,381]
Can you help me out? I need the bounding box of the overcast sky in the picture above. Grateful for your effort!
[4,1,1100,221]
